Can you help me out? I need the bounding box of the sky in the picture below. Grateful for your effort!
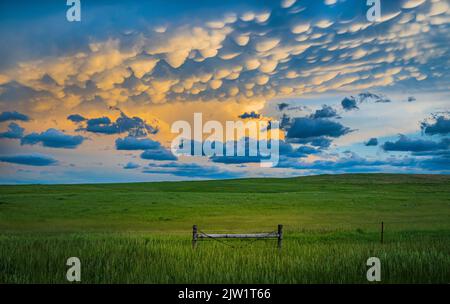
[0,0,449,184]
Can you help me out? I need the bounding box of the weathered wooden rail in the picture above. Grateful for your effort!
[192,224,283,249]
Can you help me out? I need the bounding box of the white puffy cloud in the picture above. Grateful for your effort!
[255,12,271,23]
[315,20,334,29]
[281,0,296,9]
[240,12,255,22]
[402,0,427,9]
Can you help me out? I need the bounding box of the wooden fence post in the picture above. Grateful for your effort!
[278,224,283,249]
[192,225,198,249]
[380,221,384,244]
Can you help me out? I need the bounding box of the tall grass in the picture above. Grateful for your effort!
[1,231,448,283]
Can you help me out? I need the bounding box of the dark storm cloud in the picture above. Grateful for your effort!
[84,117,117,134]
[419,152,450,171]
[210,139,321,165]
[210,155,262,164]
[67,114,87,123]
[294,146,321,157]
[0,153,57,166]
[116,136,161,150]
[283,136,332,148]
[421,113,450,136]
[143,162,241,179]
[310,105,339,119]
[309,137,332,148]
[115,135,177,161]
[382,135,450,152]
[358,92,391,103]
[365,138,378,146]
[341,92,391,111]
[21,128,84,149]
[285,117,351,140]
[123,162,140,169]
[279,140,321,158]
[277,103,289,111]
[238,111,261,119]
[77,112,159,137]
[140,148,178,161]
[0,111,30,122]
[341,97,359,111]
[291,136,333,148]
[277,152,416,172]
[0,122,24,139]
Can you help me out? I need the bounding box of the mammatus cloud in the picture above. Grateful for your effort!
[21,128,84,149]
[0,153,57,166]
[0,0,449,182]
[0,1,448,112]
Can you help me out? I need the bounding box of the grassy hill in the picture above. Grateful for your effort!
[0,174,448,233]
[0,174,449,283]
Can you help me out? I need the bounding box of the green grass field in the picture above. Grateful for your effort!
[0,174,449,283]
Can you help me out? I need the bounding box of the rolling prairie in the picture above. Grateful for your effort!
[0,174,449,283]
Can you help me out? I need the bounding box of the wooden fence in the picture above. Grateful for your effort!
[192,224,283,249]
